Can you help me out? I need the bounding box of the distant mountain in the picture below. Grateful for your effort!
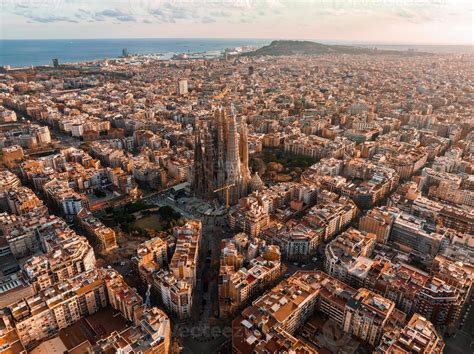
[243,40,430,57]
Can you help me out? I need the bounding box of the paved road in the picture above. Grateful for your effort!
[148,194,196,219]
[147,193,232,353]
[181,218,230,353]
[444,297,474,354]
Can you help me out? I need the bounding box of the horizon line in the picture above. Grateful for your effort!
[1,37,472,46]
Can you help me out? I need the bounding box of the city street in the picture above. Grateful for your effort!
[146,192,232,352]
[445,297,474,354]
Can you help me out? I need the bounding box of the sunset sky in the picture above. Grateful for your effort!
[1,0,472,44]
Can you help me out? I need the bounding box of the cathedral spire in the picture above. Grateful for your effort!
[193,105,250,206]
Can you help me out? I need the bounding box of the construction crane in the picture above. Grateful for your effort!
[213,183,235,209]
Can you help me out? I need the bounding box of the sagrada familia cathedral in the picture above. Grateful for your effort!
[193,106,261,205]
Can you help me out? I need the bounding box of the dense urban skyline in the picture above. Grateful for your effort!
[0,2,472,354]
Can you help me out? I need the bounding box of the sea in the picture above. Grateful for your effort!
[0,38,472,68]
[0,38,269,67]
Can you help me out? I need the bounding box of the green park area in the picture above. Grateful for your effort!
[104,201,182,236]
[261,149,317,168]
[250,148,318,183]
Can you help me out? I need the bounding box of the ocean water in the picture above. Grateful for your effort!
[1,38,472,68]
[0,38,270,67]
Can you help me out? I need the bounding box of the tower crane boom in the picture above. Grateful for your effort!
[213,183,235,209]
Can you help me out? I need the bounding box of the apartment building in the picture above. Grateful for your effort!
[5,186,45,216]
[93,305,171,354]
[43,179,90,222]
[170,220,201,286]
[325,228,376,288]
[232,271,420,353]
[7,269,107,349]
[75,208,118,251]
[303,196,358,241]
[359,206,400,244]
[4,268,170,351]
[432,254,473,305]
[344,288,397,346]
[376,313,445,353]
[229,193,270,238]
[284,135,354,159]
[23,235,96,291]
[218,235,281,317]
[134,236,168,282]
[390,212,446,257]
[367,260,465,328]
[0,170,21,208]
[153,269,193,320]
[153,220,201,319]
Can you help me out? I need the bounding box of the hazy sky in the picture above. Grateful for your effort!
[1,0,472,44]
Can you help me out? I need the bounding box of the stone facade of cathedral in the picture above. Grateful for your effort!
[193,106,250,205]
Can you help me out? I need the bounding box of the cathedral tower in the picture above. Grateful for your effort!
[192,106,250,205]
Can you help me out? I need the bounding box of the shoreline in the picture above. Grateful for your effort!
[0,38,268,68]
[1,39,473,69]
[1,50,225,71]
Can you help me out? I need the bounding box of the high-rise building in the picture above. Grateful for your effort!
[193,106,251,205]
[176,79,188,95]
